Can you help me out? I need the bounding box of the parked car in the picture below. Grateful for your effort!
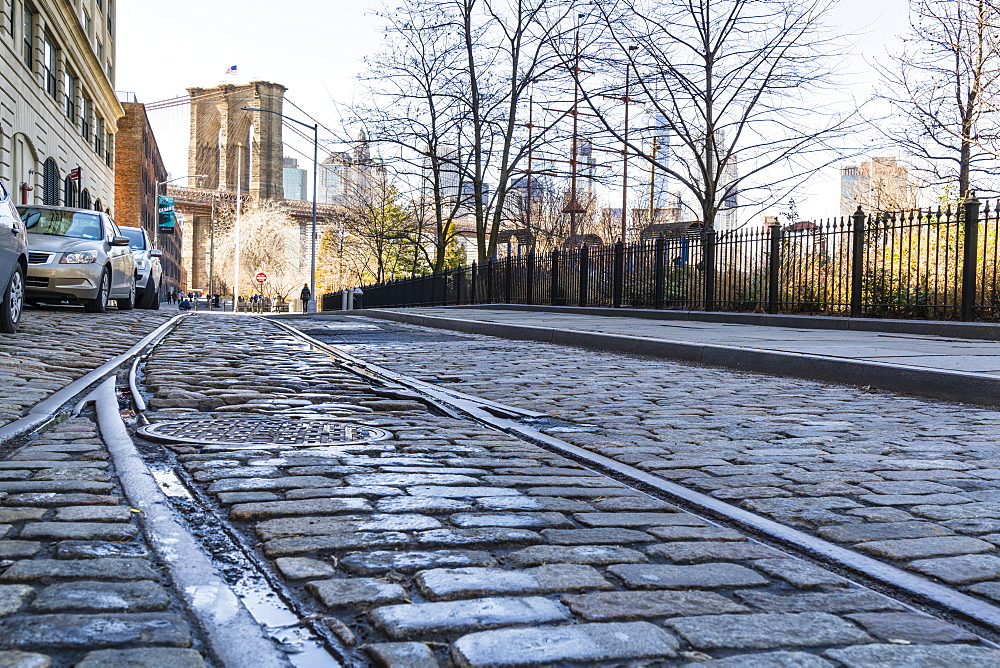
[118,226,162,310]
[0,182,27,333]
[15,205,137,313]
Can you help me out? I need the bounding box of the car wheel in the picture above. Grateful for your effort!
[138,280,158,309]
[0,265,25,334]
[83,269,110,313]
[150,282,161,310]
[117,281,136,310]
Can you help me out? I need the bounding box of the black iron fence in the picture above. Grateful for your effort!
[358,199,1000,321]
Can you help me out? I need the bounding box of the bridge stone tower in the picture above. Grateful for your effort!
[187,81,286,200]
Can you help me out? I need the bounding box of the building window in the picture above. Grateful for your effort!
[64,70,76,120]
[42,34,55,98]
[79,189,90,210]
[21,5,32,66]
[95,37,102,62]
[63,176,77,207]
[106,1,112,33]
[96,0,102,11]
[105,131,113,167]
[95,116,104,155]
[7,0,13,37]
[42,158,58,206]
[81,96,92,139]
[94,198,102,212]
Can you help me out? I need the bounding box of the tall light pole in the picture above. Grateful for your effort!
[241,106,319,313]
[154,174,205,300]
[234,142,243,310]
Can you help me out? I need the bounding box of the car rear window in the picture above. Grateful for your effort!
[119,227,147,250]
[16,208,103,240]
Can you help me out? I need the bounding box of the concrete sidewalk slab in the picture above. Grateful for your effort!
[349,307,1000,406]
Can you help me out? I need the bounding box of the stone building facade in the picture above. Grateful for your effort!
[840,157,919,217]
[186,81,286,199]
[114,100,183,299]
[0,0,121,210]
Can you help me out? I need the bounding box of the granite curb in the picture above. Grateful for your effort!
[350,309,1000,407]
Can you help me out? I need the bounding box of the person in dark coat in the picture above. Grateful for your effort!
[300,283,312,311]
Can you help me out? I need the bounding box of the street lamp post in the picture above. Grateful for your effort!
[154,174,206,248]
[154,174,205,300]
[240,106,318,313]
[234,143,243,311]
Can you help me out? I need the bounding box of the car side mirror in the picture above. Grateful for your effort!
[150,249,163,257]
[111,236,131,246]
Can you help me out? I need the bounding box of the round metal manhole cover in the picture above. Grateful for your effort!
[137,419,391,447]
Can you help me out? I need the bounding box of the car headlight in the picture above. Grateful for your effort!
[60,250,99,264]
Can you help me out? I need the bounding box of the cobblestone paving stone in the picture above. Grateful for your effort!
[311,316,1000,615]
[138,315,1000,666]
[0,416,206,667]
[0,309,173,428]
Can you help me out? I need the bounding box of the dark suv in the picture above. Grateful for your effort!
[0,182,27,333]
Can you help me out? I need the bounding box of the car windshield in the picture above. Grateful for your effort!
[17,208,103,240]
[119,228,147,250]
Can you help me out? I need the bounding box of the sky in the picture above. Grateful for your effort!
[116,0,911,220]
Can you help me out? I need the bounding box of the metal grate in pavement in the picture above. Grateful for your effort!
[137,418,391,447]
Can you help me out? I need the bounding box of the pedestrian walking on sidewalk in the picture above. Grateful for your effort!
[300,283,312,312]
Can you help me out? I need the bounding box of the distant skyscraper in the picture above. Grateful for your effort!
[649,113,671,210]
[318,151,353,205]
[422,144,463,203]
[282,157,307,201]
[317,134,375,205]
[717,155,739,231]
[578,136,596,185]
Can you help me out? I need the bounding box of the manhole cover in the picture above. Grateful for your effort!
[137,419,391,447]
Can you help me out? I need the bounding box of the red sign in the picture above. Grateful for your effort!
[255,272,268,284]
[68,167,80,182]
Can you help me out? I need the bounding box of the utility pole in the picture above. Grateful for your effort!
[563,23,586,240]
[233,142,243,310]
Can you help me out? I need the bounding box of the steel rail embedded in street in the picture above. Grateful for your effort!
[269,316,1000,642]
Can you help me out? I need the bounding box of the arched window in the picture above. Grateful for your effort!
[42,158,59,205]
[93,198,102,212]
[63,177,77,207]
[79,188,91,210]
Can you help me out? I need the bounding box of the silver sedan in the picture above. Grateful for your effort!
[16,205,137,312]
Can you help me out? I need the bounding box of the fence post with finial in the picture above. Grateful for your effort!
[850,206,866,318]
[767,220,782,314]
[612,240,625,307]
[962,193,981,321]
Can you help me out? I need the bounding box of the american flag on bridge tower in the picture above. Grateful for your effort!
[225,65,237,76]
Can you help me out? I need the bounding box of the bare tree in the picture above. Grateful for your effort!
[364,0,577,263]
[879,0,1000,200]
[363,3,472,271]
[579,0,855,233]
[339,166,423,284]
[214,199,307,302]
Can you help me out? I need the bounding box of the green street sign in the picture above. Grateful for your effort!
[158,195,176,234]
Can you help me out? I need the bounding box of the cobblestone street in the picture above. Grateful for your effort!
[0,309,173,428]
[3,310,1000,666]
[324,318,1000,605]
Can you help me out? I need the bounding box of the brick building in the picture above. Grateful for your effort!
[114,100,182,299]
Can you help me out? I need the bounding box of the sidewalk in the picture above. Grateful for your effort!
[350,306,1000,406]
